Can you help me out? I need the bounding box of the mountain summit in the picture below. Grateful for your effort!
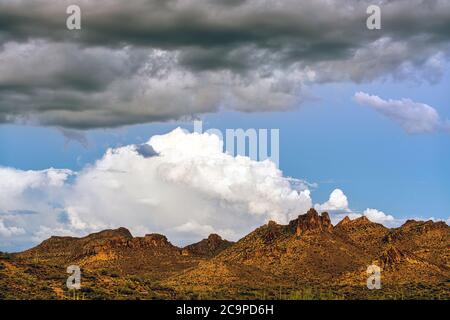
[289,208,333,235]
[182,234,234,257]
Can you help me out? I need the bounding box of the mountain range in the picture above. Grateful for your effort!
[0,209,448,299]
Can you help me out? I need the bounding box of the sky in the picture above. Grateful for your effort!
[0,0,449,251]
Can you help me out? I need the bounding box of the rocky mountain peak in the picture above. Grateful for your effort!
[88,227,133,240]
[356,215,370,223]
[401,219,448,230]
[182,234,233,257]
[267,220,278,227]
[207,233,222,242]
[136,233,173,248]
[289,208,333,236]
[337,216,351,226]
[403,219,419,226]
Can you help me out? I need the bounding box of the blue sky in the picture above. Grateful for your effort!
[2,0,450,251]
[2,73,449,222]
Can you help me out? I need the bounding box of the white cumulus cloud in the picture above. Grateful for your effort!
[315,188,397,226]
[362,208,395,224]
[0,128,312,249]
[354,92,448,134]
[0,219,25,237]
[314,189,349,212]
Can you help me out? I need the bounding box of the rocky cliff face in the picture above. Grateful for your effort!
[289,208,333,236]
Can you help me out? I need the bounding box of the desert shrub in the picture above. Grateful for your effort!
[0,252,12,260]
[81,287,94,294]
[117,285,134,295]
[129,275,145,283]
[109,272,120,278]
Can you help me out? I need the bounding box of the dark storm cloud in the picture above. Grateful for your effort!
[0,0,449,128]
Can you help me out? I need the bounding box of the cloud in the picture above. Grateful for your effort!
[0,0,449,128]
[362,208,394,224]
[315,188,396,226]
[59,128,89,148]
[354,92,449,134]
[314,189,349,212]
[0,136,439,250]
[0,166,73,211]
[0,167,74,249]
[0,128,312,249]
[172,221,237,244]
[0,219,25,237]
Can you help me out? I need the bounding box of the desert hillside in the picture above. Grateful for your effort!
[1,209,449,300]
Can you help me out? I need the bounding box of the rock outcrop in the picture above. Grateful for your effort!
[182,234,233,257]
[289,208,333,236]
